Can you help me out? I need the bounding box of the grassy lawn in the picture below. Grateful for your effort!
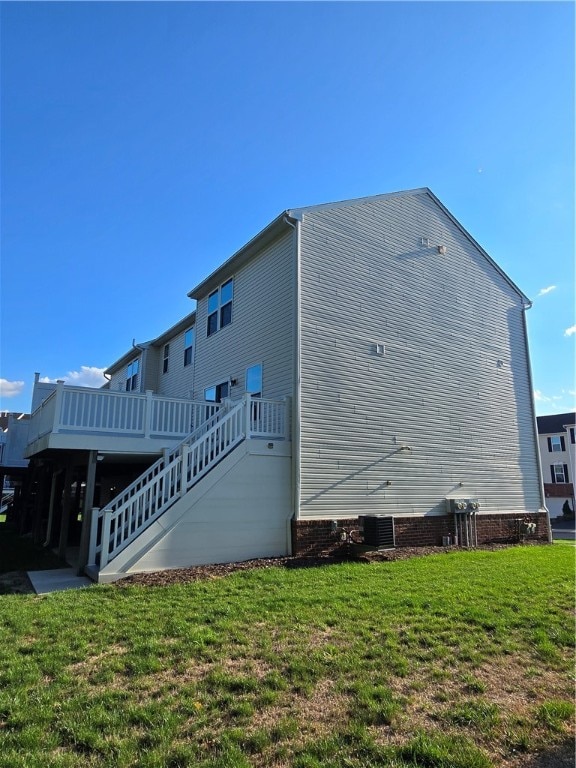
[0,544,574,768]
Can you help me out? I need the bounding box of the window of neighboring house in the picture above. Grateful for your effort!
[184,328,194,366]
[204,381,230,403]
[207,278,234,336]
[548,435,565,452]
[163,344,170,374]
[126,359,139,391]
[551,463,569,483]
[246,363,263,398]
[570,427,575,444]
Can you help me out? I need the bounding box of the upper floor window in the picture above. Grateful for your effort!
[126,359,139,391]
[246,363,263,398]
[184,328,194,366]
[207,278,233,336]
[163,344,170,374]
[570,427,575,445]
[551,463,569,483]
[548,435,565,452]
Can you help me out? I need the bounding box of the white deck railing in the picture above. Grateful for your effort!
[27,382,220,444]
[89,396,289,569]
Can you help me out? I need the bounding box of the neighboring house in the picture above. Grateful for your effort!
[0,411,31,521]
[21,188,548,582]
[536,413,576,519]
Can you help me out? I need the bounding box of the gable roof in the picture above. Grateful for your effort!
[104,311,197,377]
[536,412,576,435]
[187,188,530,305]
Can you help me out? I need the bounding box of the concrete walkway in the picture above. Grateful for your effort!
[27,568,93,595]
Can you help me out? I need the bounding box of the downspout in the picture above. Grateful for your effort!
[132,339,147,392]
[284,213,302,549]
[521,300,551,542]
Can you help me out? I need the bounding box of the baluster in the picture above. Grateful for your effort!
[100,511,112,567]
[87,507,100,566]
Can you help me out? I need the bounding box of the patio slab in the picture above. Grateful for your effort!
[27,568,93,595]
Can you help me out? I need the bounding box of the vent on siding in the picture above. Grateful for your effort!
[359,515,395,549]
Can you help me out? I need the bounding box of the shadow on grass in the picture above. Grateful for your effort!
[524,738,576,767]
[0,522,67,574]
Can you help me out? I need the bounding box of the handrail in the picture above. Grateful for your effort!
[94,399,246,567]
[90,395,288,569]
[26,383,218,444]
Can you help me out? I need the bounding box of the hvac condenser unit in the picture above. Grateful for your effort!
[359,515,395,549]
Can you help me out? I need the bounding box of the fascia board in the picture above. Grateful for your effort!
[187,213,290,300]
[104,343,152,377]
[152,311,197,347]
[287,187,430,219]
[423,189,532,306]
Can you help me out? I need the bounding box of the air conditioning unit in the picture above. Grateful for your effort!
[447,498,480,514]
[359,515,395,549]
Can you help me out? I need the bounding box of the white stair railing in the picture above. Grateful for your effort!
[91,399,245,568]
[88,395,289,571]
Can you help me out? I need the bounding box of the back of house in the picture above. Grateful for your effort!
[19,188,547,581]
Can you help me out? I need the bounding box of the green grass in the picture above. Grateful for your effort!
[0,545,574,767]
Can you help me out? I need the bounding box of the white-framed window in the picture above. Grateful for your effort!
[126,359,139,391]
[548,435,565,452]
[163,344,170,374]
[551,463,569,483]
[184,328,194,366]
[207,278,233,336]
[204,380,230,403]
[246,363,263,398]
[570,427,575,445]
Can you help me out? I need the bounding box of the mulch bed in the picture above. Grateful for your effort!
[0,542,547,593]
[113,542,527,588]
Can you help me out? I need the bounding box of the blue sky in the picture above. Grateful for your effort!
[1,1,574,416]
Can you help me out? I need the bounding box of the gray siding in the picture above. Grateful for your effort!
[107,352,143,393]
[298,191,541,518]
[193,230,295,403]
[156,325,196,399]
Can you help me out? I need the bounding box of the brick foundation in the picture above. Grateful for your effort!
[292,512,549,557]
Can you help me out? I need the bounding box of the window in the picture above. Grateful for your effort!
[184,328,194,366]
[246,363,263,398]
[551,463,569,483]
[548,435,565,452]
[570,427,575,445]
[125,359,139,391]
[204,381,230,403]
[163,344,169,374]
[207,278,233,336]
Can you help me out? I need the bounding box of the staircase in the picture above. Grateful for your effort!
[87,395,288,575]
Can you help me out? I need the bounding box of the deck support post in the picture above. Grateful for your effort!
[77,450,98,575]
[57,463,75,560]
[43,469,61,547]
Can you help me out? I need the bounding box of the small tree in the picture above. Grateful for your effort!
[562,500,574,519]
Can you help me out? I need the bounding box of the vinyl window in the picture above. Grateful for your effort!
[548,435,565,452]
[551,463,569,483]
[125,359,139,391]
[163,344,169,374]
[207,278,233,336]
[246,363,263,398]
[184,328,194,367]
